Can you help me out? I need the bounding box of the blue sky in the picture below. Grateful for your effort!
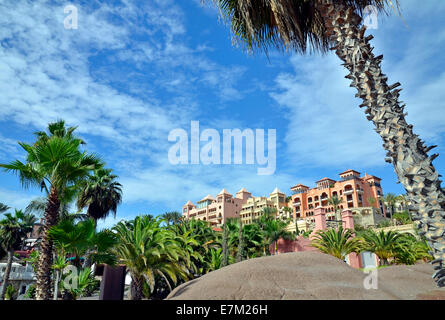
[0,0,444,229]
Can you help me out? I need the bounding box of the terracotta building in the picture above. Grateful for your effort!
[240,188,288,225]
[182,188,252,227]
[290,169,386,223]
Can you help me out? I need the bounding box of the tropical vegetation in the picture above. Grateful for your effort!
[208,0,445,287]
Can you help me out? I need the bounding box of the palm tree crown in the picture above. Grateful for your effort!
[209,0,397,53]
[77,168,123,224]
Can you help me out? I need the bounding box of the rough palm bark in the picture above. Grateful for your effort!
[221,224,229,267]
[236,219,244,262]
[131,275,144,300]
[35,187,60,300]
[0,250,14,300]
[318,2,445,286]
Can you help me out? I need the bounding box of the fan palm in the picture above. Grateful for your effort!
[77,168,122,227]
[263,219,295,255]
[34,119,85,146]
[361,229,402,265]
[311,226,362,261]
[327,195,343,221]
[367,196,377,208]
[0,209,36,300]
[383,193,397,221]
[48,218,117,268]
[209,0,445,286]
[25,197,86,222]
[161,211,182,225]
[0,203,9,213]
[112,216,189,300]
[0,135,101,299]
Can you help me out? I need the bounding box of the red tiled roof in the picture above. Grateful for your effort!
[339,169,361,175]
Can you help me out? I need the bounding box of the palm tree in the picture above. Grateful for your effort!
[282,206,293,219]
[170,219,218,275]
[396,194,408,212]
[25,197,84,221]
[77,168,123,227]
[311,226,362,261]
[34,120,85,146]
[394,233,433,265]
[0,203,9,213]
[48,218,117,268]
[161,211,182,225]
[327,195,343,221]
[0,209,36,300]
[112,216,189,300]
[236,218,245,262]
[51,254,68,300]
[0,134,101,300]
[383,193,397,222]
[263,219,294,255]
[367,196,377,208]
[221,222,230,267]
[242,223,264,258]
[59,267,98,300]
[205,248,223,273]
[209,0,445,286]
[361,229,402,265]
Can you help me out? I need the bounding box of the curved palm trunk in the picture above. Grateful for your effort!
[36,187,60,300]
[0,250,14,300]
[319,3,445,286]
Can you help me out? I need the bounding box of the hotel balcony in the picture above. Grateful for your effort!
[208,215,217,220]
[344,189,354,195]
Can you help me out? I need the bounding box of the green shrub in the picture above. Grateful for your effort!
[5,285,17,300]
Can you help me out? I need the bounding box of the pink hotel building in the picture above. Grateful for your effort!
[291,169,386,220]
[182,169,386,227]
[182,188,252,226]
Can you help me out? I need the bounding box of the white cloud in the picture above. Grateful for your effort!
[0,188,39,211]
[271,0,445,169]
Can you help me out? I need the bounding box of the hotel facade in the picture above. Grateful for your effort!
[182,187,289,227]
[182,188,252,227]
[239,188,287,225]
[182,169,386,229]
[290,169,386,223]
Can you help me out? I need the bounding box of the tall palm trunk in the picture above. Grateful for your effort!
[236,220,244,262]
[0,250,14,300]
[36,186,60,300]
[130,275,144,300]
[319,2,445,286]
[221,224,229,267]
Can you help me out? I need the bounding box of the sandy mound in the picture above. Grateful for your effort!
[167,251,443,300]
